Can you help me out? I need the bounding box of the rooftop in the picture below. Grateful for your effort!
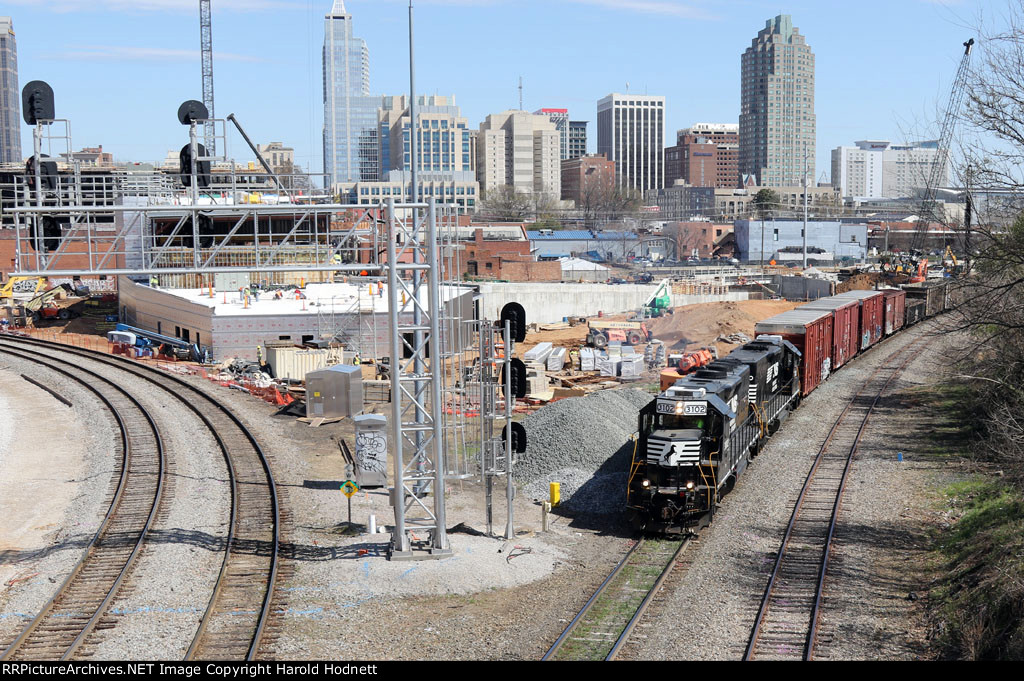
[149,281,470,317]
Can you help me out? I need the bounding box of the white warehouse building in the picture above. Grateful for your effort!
[118,277,475,362]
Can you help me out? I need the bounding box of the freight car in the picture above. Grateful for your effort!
[627,283,952,533]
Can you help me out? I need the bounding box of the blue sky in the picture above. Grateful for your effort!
[5,0,996,182]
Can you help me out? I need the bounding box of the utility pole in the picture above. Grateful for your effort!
[802,143,809,269]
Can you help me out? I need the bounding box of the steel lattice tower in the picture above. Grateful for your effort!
[200,0,215,156]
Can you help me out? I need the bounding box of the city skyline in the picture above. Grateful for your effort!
[2,1,990,186]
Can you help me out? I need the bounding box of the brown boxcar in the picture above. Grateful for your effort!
[834,290,885,350]
[800,297,860,370]
[754,308,834,396]
[903,281,945,317]
[905,299,927,326]
[882,289,906,336]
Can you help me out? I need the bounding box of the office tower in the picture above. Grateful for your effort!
[477,110,560,201]
[0,17,21,164]
[597,93,665,193]
[739,14,815,188]
[665,123,740,189]
[323,1,380,187]
[568,121,587,160]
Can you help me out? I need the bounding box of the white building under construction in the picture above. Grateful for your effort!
[118,277,475,362]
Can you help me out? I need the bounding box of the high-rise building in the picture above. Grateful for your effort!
[568,121,587,160]
[323,1,380,187]
[534,108,570,160]
[0,17,21,164]
[378,95,474,176]
[336,95,479,212]
[477,110,560,201]
[665,123,739,189]
[831,140,947,199]
[739,15,815,188]
[597,93,665,193]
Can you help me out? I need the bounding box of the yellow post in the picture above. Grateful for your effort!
[549,482,561,507]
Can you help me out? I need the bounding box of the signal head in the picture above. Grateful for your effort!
[22,81,55,126]
[177,100,209,126]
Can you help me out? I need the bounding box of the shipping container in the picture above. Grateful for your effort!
[266,343,334,381]
[905,299,927,326]
[800,297,860,370]
[754,308,834,396]
[881,289,906,336]
[833,290,885,350]
[903,281,945,318]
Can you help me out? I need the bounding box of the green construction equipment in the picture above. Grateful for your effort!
[643,278,673,317]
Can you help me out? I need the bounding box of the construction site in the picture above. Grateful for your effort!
[0,0,992,667]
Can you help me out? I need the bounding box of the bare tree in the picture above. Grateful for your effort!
[478,185,533,221]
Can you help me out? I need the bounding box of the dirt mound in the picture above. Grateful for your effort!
[648,299,801,354]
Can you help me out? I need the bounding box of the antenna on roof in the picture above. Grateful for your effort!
[518,76,523,111]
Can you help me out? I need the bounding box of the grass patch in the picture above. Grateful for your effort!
[933,477,1024,660]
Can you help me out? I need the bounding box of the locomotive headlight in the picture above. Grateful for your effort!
[686,481,695,490]
[674,401,684,414]
[641,479,650,488]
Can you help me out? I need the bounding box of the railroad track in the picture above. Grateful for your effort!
[0,345,165,660]
[743,329,935,661]
[543,536,693,661]
[0,334,282,660]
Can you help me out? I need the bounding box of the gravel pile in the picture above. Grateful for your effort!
[517,388,651,513]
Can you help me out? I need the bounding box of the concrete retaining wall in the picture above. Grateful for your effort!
[475,282,750,324]
[771,275,834,301]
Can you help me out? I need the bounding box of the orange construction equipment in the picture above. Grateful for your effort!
[909,258,929,284]
[659,347,716,391]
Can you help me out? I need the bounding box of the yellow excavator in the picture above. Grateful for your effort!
[0,276,48,300]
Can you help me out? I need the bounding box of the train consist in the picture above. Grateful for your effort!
[626,280,954,534]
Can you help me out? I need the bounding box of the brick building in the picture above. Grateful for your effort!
[561,154,615,205]
[458,224,560,281]
[665,124,739,189]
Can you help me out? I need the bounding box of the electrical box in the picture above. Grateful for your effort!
[305,364,363,419]
[353,413,387,488]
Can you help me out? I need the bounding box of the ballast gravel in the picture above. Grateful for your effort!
[0,354,117,650]
[0,344,230,660]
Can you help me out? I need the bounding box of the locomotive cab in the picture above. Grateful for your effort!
[628,366,747,534]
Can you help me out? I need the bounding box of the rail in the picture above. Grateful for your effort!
[0,333,281,660]
[743,326,936,661]
[0,345,165,660]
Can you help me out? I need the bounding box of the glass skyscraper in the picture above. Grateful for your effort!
[323,1,379,187]
[1,17,22,165]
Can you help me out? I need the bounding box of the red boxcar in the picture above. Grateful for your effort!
[834,290,885,350]
[882,289,906,336]
[754,308,834,396]
[800,297,861,370]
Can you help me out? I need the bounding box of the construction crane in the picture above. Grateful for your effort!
[911,38,974,253]
[199,0,215,156]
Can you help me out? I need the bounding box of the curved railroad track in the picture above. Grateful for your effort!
[543,536,694,661]
[0,334,282,660]
[743,328,935,661]
[0,345,165,660]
